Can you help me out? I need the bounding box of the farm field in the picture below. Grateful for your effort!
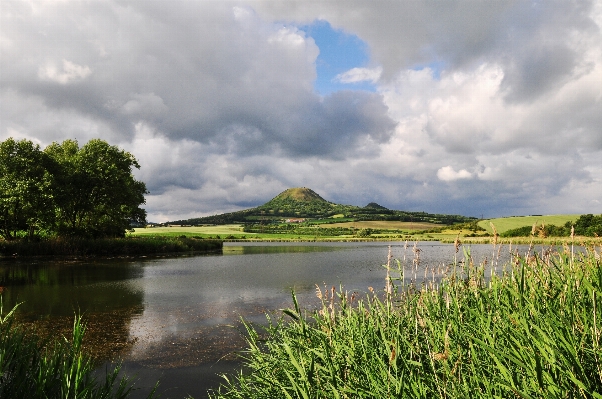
[321,221,442,230]
[479,214,581,234]
[130,224,251,237]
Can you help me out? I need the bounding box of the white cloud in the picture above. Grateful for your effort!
[2,0,602,220]
[38,59,92,84]
[335,66,382,83]
[437,166,472,182]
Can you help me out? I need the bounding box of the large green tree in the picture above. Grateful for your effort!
[45,139,148,238]
[0,138,54,240]
[0,137,147,240]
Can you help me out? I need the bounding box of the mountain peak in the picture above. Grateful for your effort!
[271,187,329,203]
[364,202,388,210]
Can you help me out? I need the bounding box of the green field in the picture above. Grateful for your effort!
[130,225,347,241]
[478,214,581,234]
[129,214,595,243]
[130,225,252,237]
[322,220,442,230]
[131,221,440,241]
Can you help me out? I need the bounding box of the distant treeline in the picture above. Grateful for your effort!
[1,138,147,240]
[502,214,602,238]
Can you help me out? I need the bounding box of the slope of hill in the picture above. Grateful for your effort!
[364,202,388,210]
[169,187,476,225]
[254,187,352,218]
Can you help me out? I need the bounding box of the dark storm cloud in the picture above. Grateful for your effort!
[1,0,601,221]
[1,0,394,161]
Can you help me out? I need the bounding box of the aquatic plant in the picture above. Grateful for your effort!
[0,236,222,257]
[0,301,155,399]
[211,243,602,398]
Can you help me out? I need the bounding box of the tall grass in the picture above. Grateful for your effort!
[0,301,155,399]
[0,236,222,257]
[211,243,602,398]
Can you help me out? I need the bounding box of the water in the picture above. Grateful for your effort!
[0,241,536,398]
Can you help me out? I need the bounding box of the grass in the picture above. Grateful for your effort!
[131,225,249,237]
[478,215,581,234]
[211,242,602,398]
[0,302,156,398]
[128,222,602,248]
[130,222,443,241]
[0,236,222,257]
[322,221,443,230]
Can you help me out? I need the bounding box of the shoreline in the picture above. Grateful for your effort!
[0,236,223,259]
[2,235,599,259]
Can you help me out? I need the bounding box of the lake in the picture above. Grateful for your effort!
[0,241,537,398]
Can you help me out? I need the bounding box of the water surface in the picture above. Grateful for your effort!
[1,241,538,398]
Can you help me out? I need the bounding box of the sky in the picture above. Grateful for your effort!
[1,0,601,222]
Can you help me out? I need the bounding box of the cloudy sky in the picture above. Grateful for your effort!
[1,0,601,222]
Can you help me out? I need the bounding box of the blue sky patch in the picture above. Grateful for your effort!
[300,20,377,95]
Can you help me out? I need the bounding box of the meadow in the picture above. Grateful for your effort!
[320,220,442,230]
[477,215,581,234]
[131,224,250,238]
[130,215,598,244]
[131,222,441,241]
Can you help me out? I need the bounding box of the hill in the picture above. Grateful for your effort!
[268,187,328,203]
[169,187,476,226]
[364,202,388,210]
[255,187,343,217]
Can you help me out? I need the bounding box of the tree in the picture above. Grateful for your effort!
[0,138,54,240]
[45,139,148,238]
[572,214,602,237]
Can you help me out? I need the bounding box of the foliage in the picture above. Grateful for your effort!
[478,215,581,235]
[0,138,54,240]
[44,139,147,238]
[355,228,373,237]
[572,214,602,237]
[0,303,155,398]
[212,247,602,398]
[502,224,570,238]
[500,214,602,238]
[0,236,222,257]
[0,138,147,240]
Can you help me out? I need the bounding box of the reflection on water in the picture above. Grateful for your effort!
[223,244,344,255]
[0,241,548,398]
[0,259,144,317]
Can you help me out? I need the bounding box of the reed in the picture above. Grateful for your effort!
[211,244,602,398]
[0,236,222,257]
[0,301,155,399]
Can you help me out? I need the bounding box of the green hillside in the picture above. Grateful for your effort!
[255,187,347,217]
[169,187,475,226]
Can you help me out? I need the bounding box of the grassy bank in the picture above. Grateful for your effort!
[0,236,222,257]
[212,244,602,398]
[0,305,155,398]
[478,215,581,234]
